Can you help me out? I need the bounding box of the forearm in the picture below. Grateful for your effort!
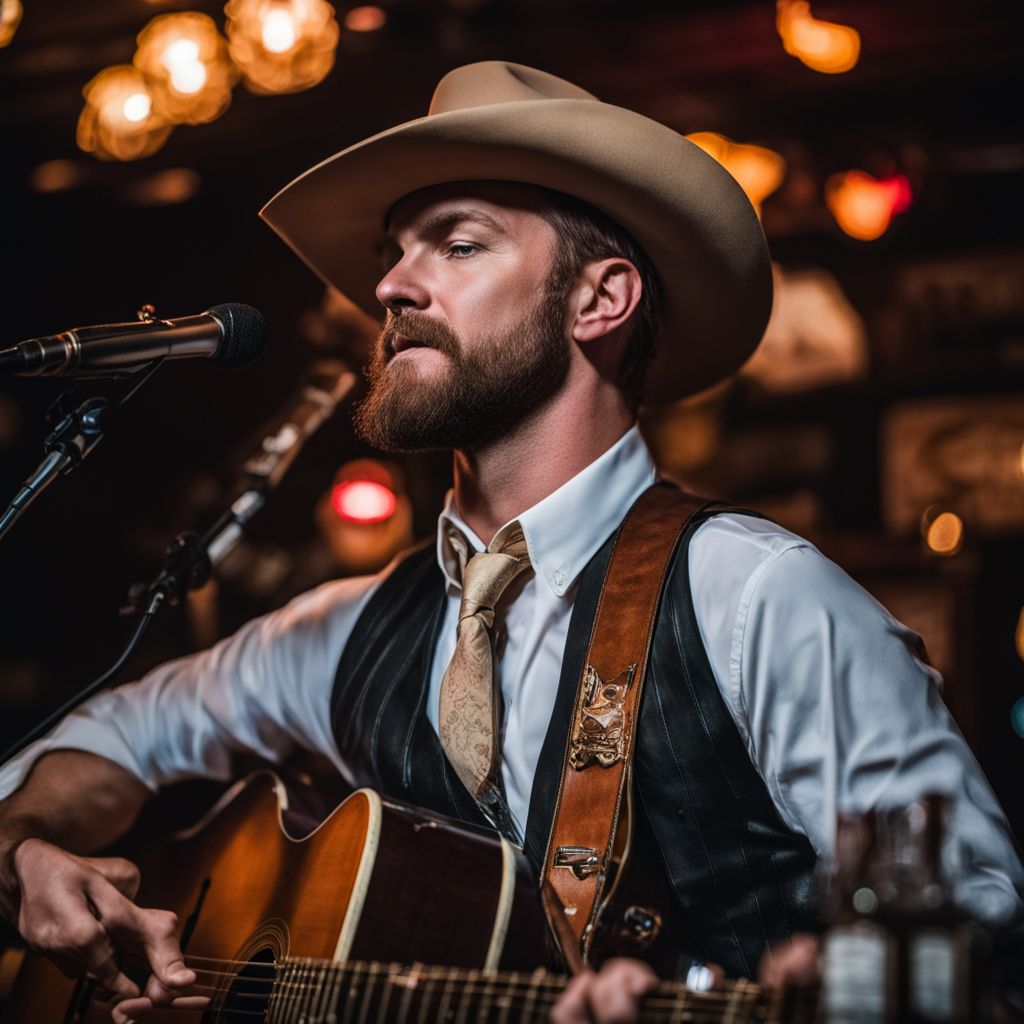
[0,750,150,919]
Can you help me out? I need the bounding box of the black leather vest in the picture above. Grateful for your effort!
[330,502,818,978]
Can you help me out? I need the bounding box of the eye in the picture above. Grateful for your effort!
[446,241,479,258]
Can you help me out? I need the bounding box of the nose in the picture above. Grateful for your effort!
[376,253,430,314]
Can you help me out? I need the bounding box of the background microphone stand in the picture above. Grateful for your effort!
[0,360,358,768]
[0,358,164,544]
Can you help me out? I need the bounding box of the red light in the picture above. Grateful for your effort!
[330,480,397,524]
[885,174,913,215]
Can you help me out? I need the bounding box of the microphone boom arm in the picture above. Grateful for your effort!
[0,356,165,545]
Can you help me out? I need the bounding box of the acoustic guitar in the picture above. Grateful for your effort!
[1,772,813,1023]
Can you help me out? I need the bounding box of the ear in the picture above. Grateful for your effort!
[570,258,643,344]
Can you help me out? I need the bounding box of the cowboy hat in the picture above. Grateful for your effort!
[260,61,772,403]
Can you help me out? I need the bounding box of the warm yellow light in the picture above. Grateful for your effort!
[776,0,860,74]
[169,59,207,94]
[1019,441,1024,478]
[163,38,201,67]
[0,0,22,47]
[135,12,237,125]
[262,8,298,52]
[29,159,87,194]
[124,168,202,206]
[685,132,786,217]
[923,510,964,556]
[1016,608,1024,662]
[345,5,386,31]
[122,91,152,123]
[826,170,912,241]
[78,65,171,161]
[226,0,340,95]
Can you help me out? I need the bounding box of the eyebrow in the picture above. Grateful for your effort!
[385,208,508,244]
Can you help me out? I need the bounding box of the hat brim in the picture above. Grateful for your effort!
[260,98,772,404]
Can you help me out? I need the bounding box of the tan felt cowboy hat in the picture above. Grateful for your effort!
[260,61,773,403]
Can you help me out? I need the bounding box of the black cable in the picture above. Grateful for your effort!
[0,592,165,767]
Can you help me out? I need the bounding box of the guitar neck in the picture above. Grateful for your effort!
[254,957,795,1023]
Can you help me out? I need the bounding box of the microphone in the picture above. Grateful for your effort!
[0,303,268,378]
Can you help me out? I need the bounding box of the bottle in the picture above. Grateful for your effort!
[871,796,975,1022]
[820,810,894,1023]
[820,797,980,1023]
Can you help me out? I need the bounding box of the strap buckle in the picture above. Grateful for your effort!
[555,845,602,880]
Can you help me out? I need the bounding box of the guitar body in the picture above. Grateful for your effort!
[3,773,550,1023]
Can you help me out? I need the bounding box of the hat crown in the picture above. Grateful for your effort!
[428,61,597,117]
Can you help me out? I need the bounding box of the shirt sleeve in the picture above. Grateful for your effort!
[0,572,381,800]
[735,542,1024,927]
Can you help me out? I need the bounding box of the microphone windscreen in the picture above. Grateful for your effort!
[208,303,268,369]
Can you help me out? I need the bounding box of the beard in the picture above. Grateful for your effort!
[353,290,572,453]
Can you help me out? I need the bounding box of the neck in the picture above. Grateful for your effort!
[452,386,633,546]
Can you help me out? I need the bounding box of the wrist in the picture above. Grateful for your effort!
[0,823,50,922]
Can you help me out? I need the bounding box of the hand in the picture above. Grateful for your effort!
[12,838,206,1018]
[550,958,659,1024]
[757,933,821,989]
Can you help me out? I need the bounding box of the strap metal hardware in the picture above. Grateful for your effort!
[555,845,602,880]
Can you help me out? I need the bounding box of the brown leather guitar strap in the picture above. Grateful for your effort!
[540,482,714,971]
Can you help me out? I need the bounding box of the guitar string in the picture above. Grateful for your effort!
[145,1001,767,1024]
[182,969,763,1011]
[147,983,772,1024]
[182,965,762,1010]
[182,953,758,1003]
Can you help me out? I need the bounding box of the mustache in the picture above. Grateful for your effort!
[380,312,461,360]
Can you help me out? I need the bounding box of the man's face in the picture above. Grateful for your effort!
[353,182,572,453]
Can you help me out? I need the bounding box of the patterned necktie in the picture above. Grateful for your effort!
[439,524,532,840]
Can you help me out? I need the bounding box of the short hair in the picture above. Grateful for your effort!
[536,187,663,412]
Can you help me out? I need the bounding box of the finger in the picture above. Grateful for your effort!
[587,959,658,1024]
[137,908,195,990]
[140,964,204,1007]
[112,993,211,1024]
[759,933,820,989]
[87,881,194,991]
[551,969,594,1024]
[70,919,140,1002]
[84,856,142,901]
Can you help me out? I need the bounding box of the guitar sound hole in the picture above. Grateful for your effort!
[203,946,275,1024]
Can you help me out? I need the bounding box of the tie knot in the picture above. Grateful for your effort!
[459,525,531,621]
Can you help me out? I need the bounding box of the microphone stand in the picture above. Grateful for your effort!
[0,361,358,768]
[0,357,165,544]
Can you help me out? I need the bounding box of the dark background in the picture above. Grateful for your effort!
[1,0,1023,839]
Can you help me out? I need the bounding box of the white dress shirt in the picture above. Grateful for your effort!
[1,425,1021,925]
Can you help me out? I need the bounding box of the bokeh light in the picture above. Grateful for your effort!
[685,132,786,217]
[826,170,912,241]
[331,479,397,523]
[123,167,202,206]
[1011,697,1024,740]
[922,509,964,556]
[0,0,22,48]
[776,0,861,74]
[29,159,89,194]
[134,12,237,126]
[345,5,387,32]
[77,65,172,162]
[317,460,413,573]
[225,0,340,95]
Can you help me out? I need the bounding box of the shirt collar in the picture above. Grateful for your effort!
[436,424,658,598]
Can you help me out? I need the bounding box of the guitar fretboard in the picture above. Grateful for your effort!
[188,954,808,1023]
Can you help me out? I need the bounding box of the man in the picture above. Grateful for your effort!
[0,62,1020,1024]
